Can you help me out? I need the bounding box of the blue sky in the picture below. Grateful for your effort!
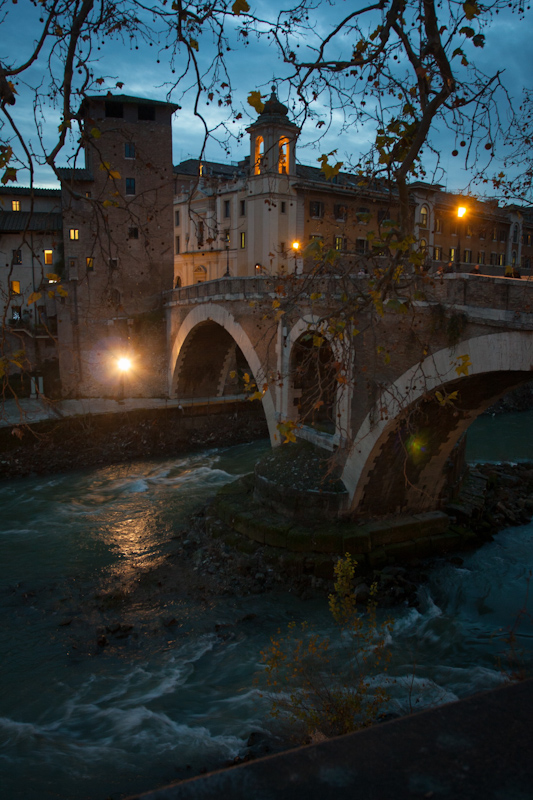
[2,0,532,196]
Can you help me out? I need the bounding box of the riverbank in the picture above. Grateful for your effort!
[0,400,268,481]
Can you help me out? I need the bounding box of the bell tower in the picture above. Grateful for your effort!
[247,87,299,176]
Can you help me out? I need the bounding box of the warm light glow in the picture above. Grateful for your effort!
[457,206,467,218]
[292,241,300,250]
[117,357,132,372]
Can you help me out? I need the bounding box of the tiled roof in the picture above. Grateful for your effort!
[56,168,94,182]
[85,93,179,109]
[0,212,63,233]
[0,186,60,196]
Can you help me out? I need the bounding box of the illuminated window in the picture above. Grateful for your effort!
[450,247,456,262]
[435,216,442,233]
[240,232,246,249]
[466,224,473,237]
[199,162,204,177]
[498,253,505,266]
[420,206,429,228]
[86,257,94,271]
[69,229,79,240]
[125,178,136,195]
[124,142,135,159]
[279,136,289,174]
[10,280,21,295]
[434,246,442,261]
[492,228,497,241]
[334,236,345,251]
[420,238,428,253]
[464,249,472,263]
[44,250,53,265]
[254,136,264,175]
[478,251,485,265]
[11,200,20,212]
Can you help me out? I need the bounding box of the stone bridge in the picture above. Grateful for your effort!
[165,274,533,518]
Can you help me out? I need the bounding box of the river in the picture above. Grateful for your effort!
[1,412,533,800]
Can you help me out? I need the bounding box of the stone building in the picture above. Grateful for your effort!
[56,94,177,398]
[173,89,533,286]
[0,186,62,395]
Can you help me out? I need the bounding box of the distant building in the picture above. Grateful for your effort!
[55,94,177,397]
[0,186,62,395]
[172,89,533,286]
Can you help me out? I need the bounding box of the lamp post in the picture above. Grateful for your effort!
[117,356,131,403]
[456,205,466,272]
[224,233,231,277]
[292,240,300,273]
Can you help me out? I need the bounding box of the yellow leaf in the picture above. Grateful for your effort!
[247,90,265,114]
[435,391,444,405]
[455,354,472,377]
[56,286,68,297]
[243,372,250,384]
[313,335,324,348]
[249,391,263,401]
[190,38,199,51]
[229,370,236,379]
[99,161,111,171]
[109,170,121,180]
[274,309,285,321]
[91,127,101,139]
[103,199,119,208]
[46,273,60,283]
[232,0,250,14]
[26,291,42,305]
[272,298,280,309]
[310,292,322,301]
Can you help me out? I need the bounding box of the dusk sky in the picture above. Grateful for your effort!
[1,0,532,196]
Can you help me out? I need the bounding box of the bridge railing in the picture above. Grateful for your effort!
[426,273,533,314]
[166,273,533,319]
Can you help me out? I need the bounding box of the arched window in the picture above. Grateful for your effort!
[174,275,182,288]
[420,238,427,252]
[420,205,429,228]
[194,265,207,284]
[279,136,289,174]
[512,250,517,266]
[254,136,264,175]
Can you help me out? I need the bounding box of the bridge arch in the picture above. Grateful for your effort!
[342,331,533,516]
[168,303,278,444]
[280,315,352,445]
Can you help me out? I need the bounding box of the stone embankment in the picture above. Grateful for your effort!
[0,401,268,481]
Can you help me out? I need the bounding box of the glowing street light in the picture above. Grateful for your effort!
[117,356,132,372]
[292,241,300,273]
[456,205,467,270]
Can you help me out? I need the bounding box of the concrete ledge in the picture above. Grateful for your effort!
[128,679,533,800]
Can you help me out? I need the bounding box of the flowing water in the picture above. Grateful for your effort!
[1,414,533,800]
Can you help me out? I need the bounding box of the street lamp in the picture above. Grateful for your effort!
[456,205,467,271]
[224,233,231,277]
[292,240,300,273]
[117,356,131,402]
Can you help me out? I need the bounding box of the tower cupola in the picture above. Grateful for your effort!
[246,86,299,176]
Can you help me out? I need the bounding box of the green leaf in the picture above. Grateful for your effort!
[232,0,250,14]
[317,152,343,181]
[90,127,102,139]
[459,26,474,37]
[472,33,485,47]
[190,38,199,51]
